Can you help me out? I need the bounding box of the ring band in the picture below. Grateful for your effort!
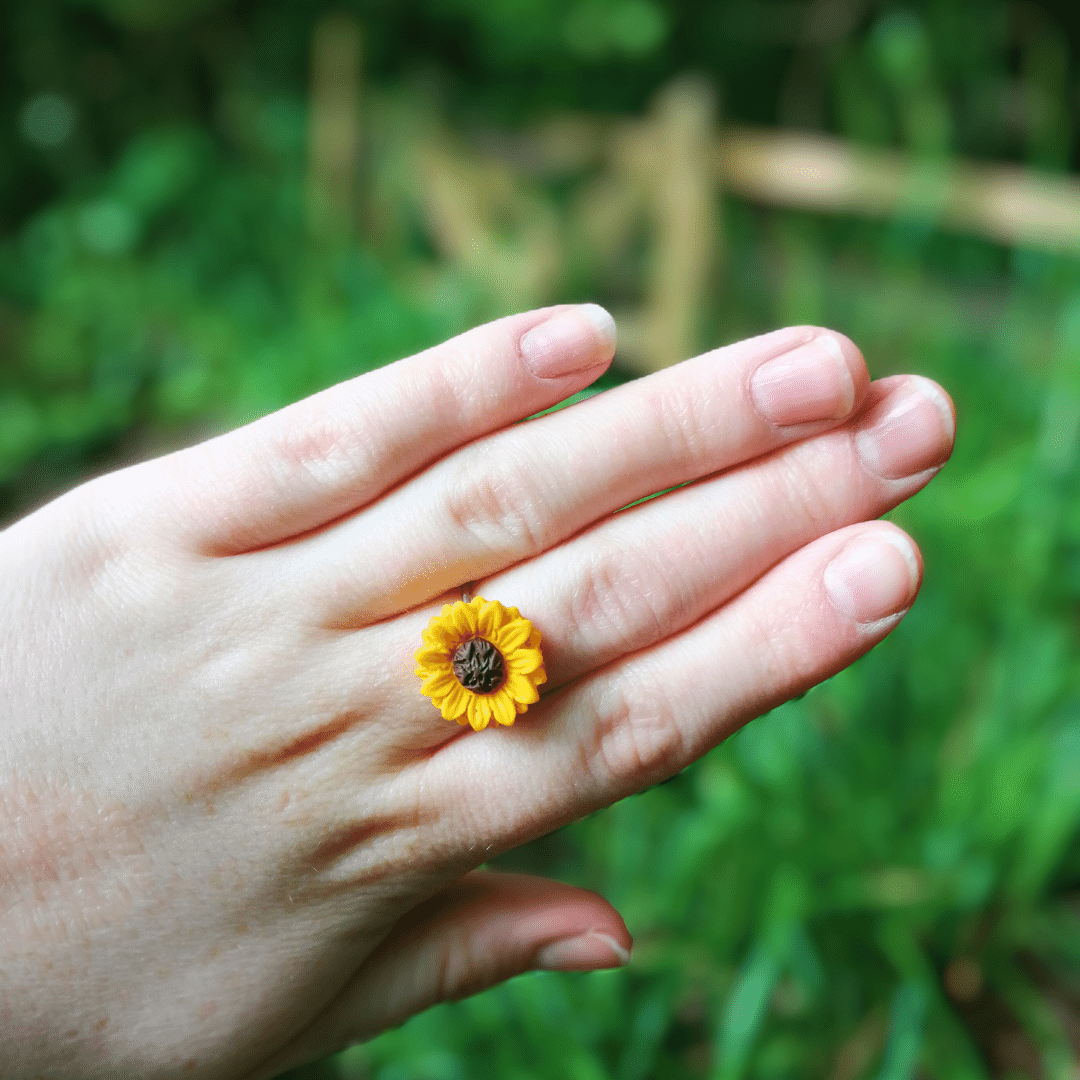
[415,592,546,731]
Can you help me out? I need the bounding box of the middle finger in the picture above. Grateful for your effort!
[281,326,868,624]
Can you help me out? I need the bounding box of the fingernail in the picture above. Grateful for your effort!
[750,334,855,427]
[824,532,920,626]
[535,931,632,972]
[519,305,617,380]
[855,377,955,479]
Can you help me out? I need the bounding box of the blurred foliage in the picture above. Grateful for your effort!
[6,1,1080,1078]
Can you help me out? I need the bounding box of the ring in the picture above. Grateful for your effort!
[415,588,547,731]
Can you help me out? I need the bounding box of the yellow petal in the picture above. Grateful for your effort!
[491,691,516,727]
[440,684,468,721]
[467,694,491,731]
[477,599,505,637]
[422,620,458,649]
[415,644,451,666]
[505,673,540,705]
[494,618,531,652]
[508,648,543,675]
[451,601,477,637]
[422,671,457,697]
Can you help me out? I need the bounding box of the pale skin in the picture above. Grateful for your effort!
[0,305,955,1079]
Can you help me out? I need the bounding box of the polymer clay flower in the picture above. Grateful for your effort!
[416,597,546,730]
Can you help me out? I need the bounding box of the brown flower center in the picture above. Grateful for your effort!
[452,637,505,694]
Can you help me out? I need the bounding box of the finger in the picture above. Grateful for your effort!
[311,373,950,756]
[250,871,630,1076]
[130,305,617,554]
[425,521,922,853]
[477,373,953,691]
[287,325,870,622]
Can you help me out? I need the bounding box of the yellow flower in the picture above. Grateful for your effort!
[415,597,546,730]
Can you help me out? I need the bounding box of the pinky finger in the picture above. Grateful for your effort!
[249,872,630,1078]
[432,521,922,849]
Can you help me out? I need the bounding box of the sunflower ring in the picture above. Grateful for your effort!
[415,596,546,731]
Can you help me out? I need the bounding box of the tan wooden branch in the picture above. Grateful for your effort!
[525,110,1080,256]
[717,126,1080,255]
[414,138,562,311]
[363,67,1080,376]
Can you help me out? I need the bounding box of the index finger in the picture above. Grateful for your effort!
[118,305,618,554]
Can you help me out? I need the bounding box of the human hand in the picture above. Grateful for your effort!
[0,305,954,1078]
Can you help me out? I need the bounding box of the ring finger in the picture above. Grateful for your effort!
[426,517,927,855]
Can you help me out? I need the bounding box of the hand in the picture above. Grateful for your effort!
[0,305,954,1079]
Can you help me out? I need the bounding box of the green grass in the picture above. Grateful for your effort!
[4,2,1080,1076]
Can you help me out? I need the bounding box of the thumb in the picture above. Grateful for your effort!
[256,871,631,1076]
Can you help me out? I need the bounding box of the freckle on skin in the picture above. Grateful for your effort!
[93,1017,107,1031]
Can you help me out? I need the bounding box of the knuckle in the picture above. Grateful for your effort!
[567,544,682,657]
[426,345,477,417]
[416,337,507,434]
[580,678,686,792]
[647,382,714,469]
[773,443,845,531]
[437,931,490,1003]
[441,446,548,557]
[742,603,789,682]
[262,401,377,493]
[743,593,822,688]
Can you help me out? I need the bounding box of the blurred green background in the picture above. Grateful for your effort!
[5,1,1080,1077]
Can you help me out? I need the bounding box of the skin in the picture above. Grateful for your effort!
[0,306,955,1079]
